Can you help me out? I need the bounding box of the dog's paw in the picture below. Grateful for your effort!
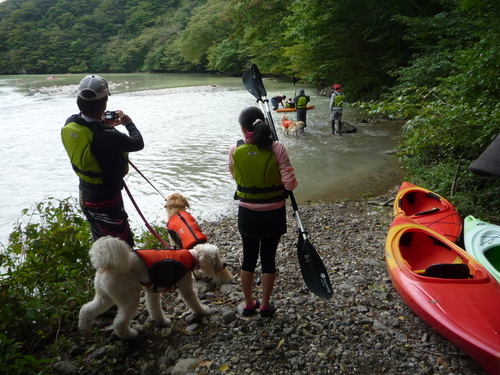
[80,328,92,339]
[186,312,209,324]
[200,305,212,316]
[154,316,171,327]
[114,328,139,340]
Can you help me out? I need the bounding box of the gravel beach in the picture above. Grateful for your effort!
[52,190,487,375]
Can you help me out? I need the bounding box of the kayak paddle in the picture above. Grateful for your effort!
[242,64,333,299]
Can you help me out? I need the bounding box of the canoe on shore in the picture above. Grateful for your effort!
[463,215,500,283]
[386,214,500,375]
[276,105,315,112]
[394,182,462,243]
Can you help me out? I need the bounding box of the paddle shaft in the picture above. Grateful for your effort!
[253,95,308,241]
[243,64,333,299]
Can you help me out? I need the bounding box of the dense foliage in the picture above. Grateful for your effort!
[358,0,500,221]
[0,0,442,99]
[0,198,92,373]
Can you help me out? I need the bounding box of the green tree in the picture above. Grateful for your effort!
[206,37,249,73]
[175,0,232,66]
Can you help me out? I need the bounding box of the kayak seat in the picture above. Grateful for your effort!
[423,263,473,279]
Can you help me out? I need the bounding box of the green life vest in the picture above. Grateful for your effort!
[296,95,308,108]
[61,119,104,184]
[61,116,129,185]
[233,142,284,203]
[332,92,344,107]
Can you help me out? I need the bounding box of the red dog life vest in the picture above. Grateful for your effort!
[167,211,207,249]
[282,120,293,129]
[134,249,196,292]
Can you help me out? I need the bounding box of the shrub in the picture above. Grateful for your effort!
[0,198,93,371]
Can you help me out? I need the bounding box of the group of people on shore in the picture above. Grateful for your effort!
[271,83,345,135]
[61,75,345,321]
[61,75,299,319]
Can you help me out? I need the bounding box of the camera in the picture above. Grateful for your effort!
[104,111,119,120]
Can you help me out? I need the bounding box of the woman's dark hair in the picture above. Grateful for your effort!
[77,95,108,118]
[238,106,273,151]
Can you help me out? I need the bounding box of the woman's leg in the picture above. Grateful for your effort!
[241,270,256,307]
[241,235,260,307]
[260,236,281,308]
[261,273,276,308]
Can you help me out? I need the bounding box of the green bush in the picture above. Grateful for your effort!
[0,198,93,372]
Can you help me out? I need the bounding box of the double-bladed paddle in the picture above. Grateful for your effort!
[242,64,333,299]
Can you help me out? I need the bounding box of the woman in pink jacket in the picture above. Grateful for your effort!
[228,106,298,317]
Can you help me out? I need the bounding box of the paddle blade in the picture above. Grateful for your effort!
[250,64,267,97]
[242,68,261,100]
[242,64,268,100]
[297,235,333,299]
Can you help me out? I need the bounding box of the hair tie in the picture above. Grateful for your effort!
[253,119,262,126]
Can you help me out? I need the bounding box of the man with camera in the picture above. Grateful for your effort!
[61,75,144,247]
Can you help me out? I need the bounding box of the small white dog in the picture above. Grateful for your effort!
[281,114,306,136]
[79,236,232,339]
[164,193,207,249]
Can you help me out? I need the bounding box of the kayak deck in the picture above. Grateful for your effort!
[394,182,462,243]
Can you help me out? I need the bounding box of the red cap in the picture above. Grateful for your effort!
[333,84,341,91]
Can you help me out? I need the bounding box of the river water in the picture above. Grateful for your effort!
[0,73,404,245]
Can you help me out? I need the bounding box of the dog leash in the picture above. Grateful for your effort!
[128,160,166,200]
[123,180,171,248]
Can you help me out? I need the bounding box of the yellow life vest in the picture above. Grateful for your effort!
[61,120,104,184]
[233,142,284,203]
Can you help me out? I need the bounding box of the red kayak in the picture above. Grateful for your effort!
[394,182,462,243]
[386,214,500,375]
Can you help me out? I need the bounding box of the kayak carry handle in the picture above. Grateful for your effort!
[426,192,441,201]
[414,207,440,216]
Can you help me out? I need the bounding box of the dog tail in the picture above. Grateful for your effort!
[89,236,132,272]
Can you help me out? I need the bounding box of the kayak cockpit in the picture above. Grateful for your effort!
[397,229,488,281]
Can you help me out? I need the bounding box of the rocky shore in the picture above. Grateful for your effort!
[53,191,486,375]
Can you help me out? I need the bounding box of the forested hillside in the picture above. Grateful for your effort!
[1,0,500,216]
[0,0,444,99]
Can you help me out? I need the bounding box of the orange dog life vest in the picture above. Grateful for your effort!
[167,211,207,249]
[282,120,293,129]
[134,249,197,292]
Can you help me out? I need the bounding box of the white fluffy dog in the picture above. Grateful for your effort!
[79,236,232,339]
[281,114,306,136]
